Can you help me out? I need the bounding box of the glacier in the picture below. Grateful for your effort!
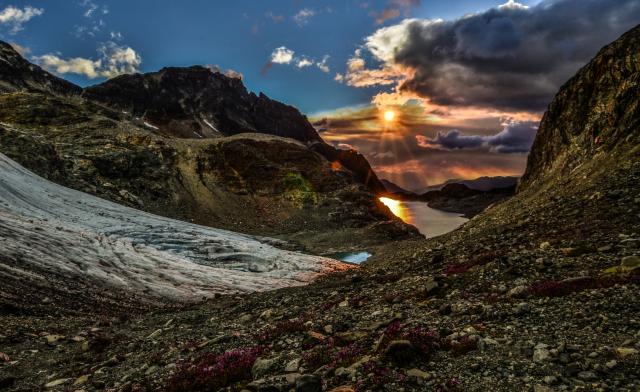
[0,153,352,302]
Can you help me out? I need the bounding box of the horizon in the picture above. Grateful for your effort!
[3,0,639,190]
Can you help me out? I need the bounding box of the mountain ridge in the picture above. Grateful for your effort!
[0,41,385,194]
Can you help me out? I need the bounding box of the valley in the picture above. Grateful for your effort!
[0,17,639,392]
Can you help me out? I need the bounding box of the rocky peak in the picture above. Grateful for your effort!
[520,25,640,191]
[0,41,81,96]
[83,65,322,143]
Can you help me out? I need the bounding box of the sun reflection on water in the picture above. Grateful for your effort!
[378,197,412,224]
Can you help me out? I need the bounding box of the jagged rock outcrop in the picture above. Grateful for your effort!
[0,41,385,195]
[82,65,386,193]
[0,42,81,96]
[83,66,321,142]
[520,25,640,190]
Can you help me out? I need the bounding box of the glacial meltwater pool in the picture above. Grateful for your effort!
[380,197,469,238]
[329,252,372,264]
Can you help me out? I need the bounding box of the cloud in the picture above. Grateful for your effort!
[75,0,109,37]
[74,19,105,38]
[370,0,420,24]
[35,55,101,78]
[416,131,484,150]
[80,0,108,18]
[34,41,141,79]
[416,120,538,153]
[97,42,141,78]
[109,31,123,40]
[293,8,315,26]
[296,57,313,68]
[0,5,44,34]
[337,49,404,87]
[348,0,640,112]
[335,142,358,151]
[316,55,330,73]
[267,47,331,74]
[207,65,243,80]
[372,151,395,159]
[270,46,295,64]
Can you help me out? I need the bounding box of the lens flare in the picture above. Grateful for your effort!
[383,110,395,122]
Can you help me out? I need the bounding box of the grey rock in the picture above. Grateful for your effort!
[253,357,279,379]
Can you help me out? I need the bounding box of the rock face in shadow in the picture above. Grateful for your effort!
[0,42,81,95]
[83,65,387,193]
[83,66,321,142]
[309,142,386,194]
[520,25,640,191]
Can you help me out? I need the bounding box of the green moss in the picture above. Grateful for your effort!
[282,172,318,208]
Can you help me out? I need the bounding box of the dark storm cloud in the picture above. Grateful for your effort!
[416,130,484,150]
[416,121,538,153]
[365,0,640,112]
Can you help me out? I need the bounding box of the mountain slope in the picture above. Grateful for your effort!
[82,65,386,193]
[520,25,640,190]
[0,42,80,95]
[83,66,321,142]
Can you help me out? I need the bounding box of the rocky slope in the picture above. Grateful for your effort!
[0,42,80,96]
[1,26,639,392]
[520,25,640,191]
[83,66,321,142]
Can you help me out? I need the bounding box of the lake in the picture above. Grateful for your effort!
[379,197,468,238]
[329,199,469,265]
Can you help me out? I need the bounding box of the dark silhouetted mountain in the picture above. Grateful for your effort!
[419,176,519,193]
[380,179,415,195]
[83,66,322,142]
[0,42,81,96]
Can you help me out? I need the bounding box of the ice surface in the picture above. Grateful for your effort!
[0,153,351,301]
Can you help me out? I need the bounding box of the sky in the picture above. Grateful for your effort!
[2,0,639,190]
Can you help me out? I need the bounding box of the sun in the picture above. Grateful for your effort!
[383,110,396,122]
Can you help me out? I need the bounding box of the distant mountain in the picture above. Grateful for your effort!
[381,179,515,218]
[380,179,416,195]
[418,176,519,193]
